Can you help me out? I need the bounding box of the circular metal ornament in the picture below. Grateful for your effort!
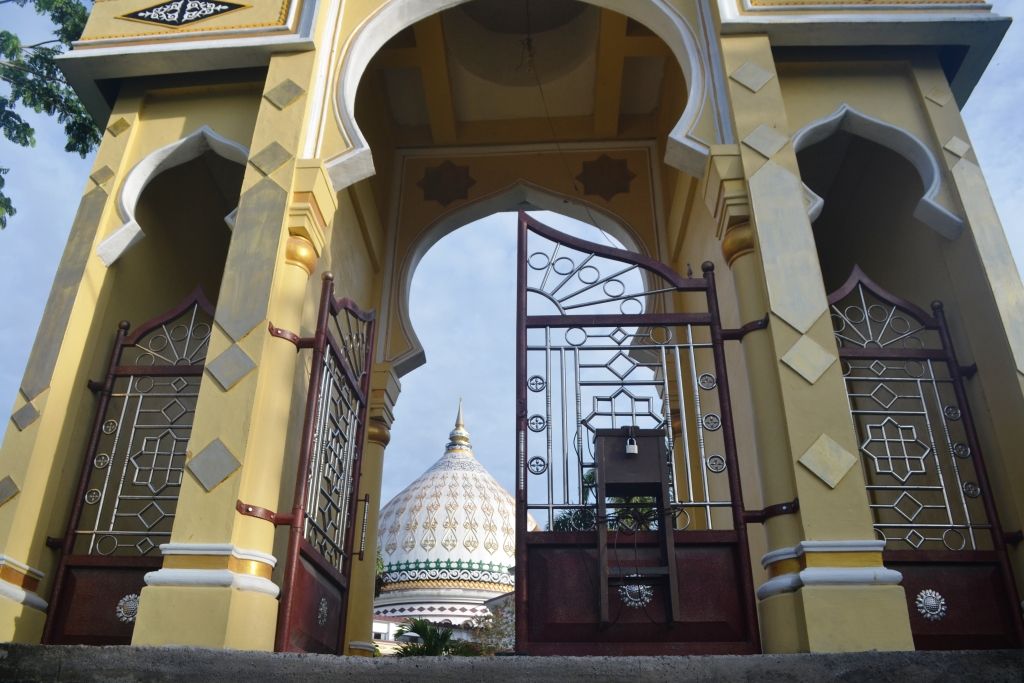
[943,405,962,421]
[527,415,547,432]
[915,589,947,622]
[527,375,547,392]
[102,419,118,435]
[962,482,981,498]
[116,593,140,623]
[706,455,727,473]
[942,528,967,551]
[618,576,654,609]
[85,489,101,504]
[702,413,722,432]
[317,597,329,626]
[528,252,550,270]
[552,257,576,275]
[952,442,971,459]
[93,453,111,469]
[527,457,548,475]
[697,373,717,391]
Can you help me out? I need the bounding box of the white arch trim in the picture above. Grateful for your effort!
[384,182,641,377]
[96,126,249,267]
[793,104,964,240]
[324,0,715,192]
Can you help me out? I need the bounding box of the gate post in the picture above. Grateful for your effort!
[342,365,400,656]
[712,35,915,653]
[130,51,329,646]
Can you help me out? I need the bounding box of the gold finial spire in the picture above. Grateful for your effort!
[447,399,471,450]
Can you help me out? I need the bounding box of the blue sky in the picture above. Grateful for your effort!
[0,2,1021,504]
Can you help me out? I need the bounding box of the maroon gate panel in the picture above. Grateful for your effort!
[275,274,375,654]
[515,212,760,655]
[829,267,1024,649]
[43,291,214,644]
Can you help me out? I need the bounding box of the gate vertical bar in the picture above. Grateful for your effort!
[515,211,529,652]
[932,301,1024,644]
[703,261,761,646]
[275,274,333,652]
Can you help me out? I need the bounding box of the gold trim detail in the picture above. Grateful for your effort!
[367,418,391,447]
[722,222,755,266]
[162,554,273,579]
[765,551,884,578]
[284,234,317,274]
[0,564,40,592]
[380,579,510,592]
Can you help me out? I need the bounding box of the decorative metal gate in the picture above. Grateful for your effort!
[272,274,375,654]
[515,212,760,655]
[43,290,213,644]
[829,267,1024,649]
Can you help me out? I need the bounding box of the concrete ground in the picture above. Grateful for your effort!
[1,645,1023,682]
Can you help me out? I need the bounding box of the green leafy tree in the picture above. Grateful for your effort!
[393,618,482,657]
[1,0,101,228]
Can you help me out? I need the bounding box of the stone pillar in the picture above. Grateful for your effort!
[714,36,915,653]
[130,53,327,649]
[0,91,143,643]
[344,366,400,656]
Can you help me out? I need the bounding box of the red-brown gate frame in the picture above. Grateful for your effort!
[515,212,764,655]
[268,273,376,654]
[43,290,214,644]
[829,266,1024,649]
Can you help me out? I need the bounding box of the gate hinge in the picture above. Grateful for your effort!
[959,363,978,379]
[268,322,314,350]
[45,536,63,550]
[743,498,799,524]
[86,379,105,394]
[722,315,769,342]
[236,499,293,526]
[1004,530,1023,546]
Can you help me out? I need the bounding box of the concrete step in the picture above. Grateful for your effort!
[1,644,1022,682]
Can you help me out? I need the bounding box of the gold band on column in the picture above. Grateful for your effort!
[721,222,755,266]
[285,234,318,274]
[367,418,391,447]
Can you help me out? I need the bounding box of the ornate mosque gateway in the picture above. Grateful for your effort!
[1,0,1023,658]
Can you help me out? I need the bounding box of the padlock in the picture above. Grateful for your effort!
[625,436,639,456]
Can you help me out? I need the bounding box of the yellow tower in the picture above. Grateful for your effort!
[0,0,1022,656]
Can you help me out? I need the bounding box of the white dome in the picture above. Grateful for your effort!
[374,403,523,622]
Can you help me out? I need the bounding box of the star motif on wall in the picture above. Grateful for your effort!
[121,0,247,28]
[417,161,476,206]
[576,154,636,202]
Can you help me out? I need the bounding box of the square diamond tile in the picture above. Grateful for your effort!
[187,439,241,492]
[206,344,256,391]
[730,61,774,93]
[925,87,952,107]
[781,335,836,385]
[799,434,856,489]
[264,79,305,110]
[742,124,788,159]
[944,136,971,158]
[0,475,19,507]
[249,142,292,176]
[90,166,116,187]
[10,401,39,431]
[107,117,131,136]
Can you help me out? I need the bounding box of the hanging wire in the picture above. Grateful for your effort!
[519,0,618,250]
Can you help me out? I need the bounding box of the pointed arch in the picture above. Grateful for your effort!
[793,104,964,240]
[384,182,640,376]
[324,0,723,192]
[96,126,249,266]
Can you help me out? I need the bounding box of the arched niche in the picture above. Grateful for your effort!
[793,104,964,240]
[325,0,722,191]
[384,182,641,376]
[96,126,249,266]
